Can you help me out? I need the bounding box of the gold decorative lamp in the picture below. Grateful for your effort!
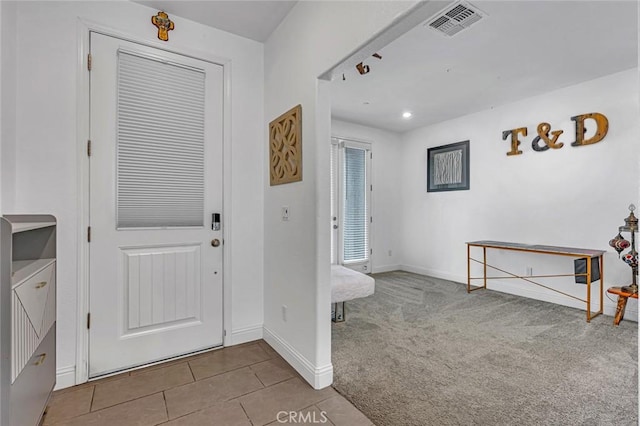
[609,204,638,294]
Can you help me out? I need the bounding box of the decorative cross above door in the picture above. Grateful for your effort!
[152,11,174,41]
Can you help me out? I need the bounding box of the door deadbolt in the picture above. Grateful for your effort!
[211,239,221,247]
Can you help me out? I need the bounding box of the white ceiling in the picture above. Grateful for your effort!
[133,0,297,42]
[133,1,637,134]
[331,1,638,133]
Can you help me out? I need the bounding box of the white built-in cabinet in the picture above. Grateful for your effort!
[0,215,56,426]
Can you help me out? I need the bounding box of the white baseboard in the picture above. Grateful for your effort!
[398,264,637,322]
[263,326,333,390]
[229,324,263,346]
[55,365,76,390]
[399,264,465,284]
[372,264,401,274]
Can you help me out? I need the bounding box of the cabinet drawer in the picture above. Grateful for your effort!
[12,262,55,382]
[10,326,56,426]
[14,262,55,337]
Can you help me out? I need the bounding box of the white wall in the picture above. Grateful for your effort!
[0,2,3,214]
[264,1,420,389]
[331,119,402,273]
[9,1,264,387]
[399,69,639,320]
[1,1,17,212]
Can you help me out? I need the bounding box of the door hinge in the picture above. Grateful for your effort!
[87,226,91,242]
[88,53,92,71]
[224,330,227,337]
[370,216,373,223]
[370,248,373,255]
[87,313,91,329]
[370,184,373,191]
[87,140,92,157]
[370,152,373,159]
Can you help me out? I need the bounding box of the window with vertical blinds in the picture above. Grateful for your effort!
[342,146,369,262]
[116,50,206,228]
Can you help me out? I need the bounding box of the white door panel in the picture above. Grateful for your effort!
[121,244,202,333]
[89,33,223,377]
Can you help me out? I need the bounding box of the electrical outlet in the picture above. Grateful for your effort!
[282,305,288,321]
[282,206,289,221]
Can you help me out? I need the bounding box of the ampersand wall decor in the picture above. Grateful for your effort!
[501,112,609,156]
[531,122,564,152]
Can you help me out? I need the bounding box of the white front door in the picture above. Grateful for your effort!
[89,33,224,377]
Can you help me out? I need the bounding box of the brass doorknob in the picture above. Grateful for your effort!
[211,239,221,247]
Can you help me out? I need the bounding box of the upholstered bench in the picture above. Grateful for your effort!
[331,265,375,322]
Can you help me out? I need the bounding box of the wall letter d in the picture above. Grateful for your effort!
[571,113,609,147]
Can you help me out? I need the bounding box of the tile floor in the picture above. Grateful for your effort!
[43,340,372,426]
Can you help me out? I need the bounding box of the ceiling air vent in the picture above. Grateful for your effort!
[426,1,485,37]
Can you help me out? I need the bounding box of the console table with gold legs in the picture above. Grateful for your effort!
[466,241,605,323]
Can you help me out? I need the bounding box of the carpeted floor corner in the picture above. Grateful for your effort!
[331,271,638,426]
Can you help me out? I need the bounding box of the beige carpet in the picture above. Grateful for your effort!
[331,271,638,426]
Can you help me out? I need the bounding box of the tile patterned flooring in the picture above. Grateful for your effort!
[43,340,372,426]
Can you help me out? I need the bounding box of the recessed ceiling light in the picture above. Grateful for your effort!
[402,111,413,119]
[363,101,370,105]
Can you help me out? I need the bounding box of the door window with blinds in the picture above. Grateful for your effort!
[330,138,372,273]
[116,50,206,229]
